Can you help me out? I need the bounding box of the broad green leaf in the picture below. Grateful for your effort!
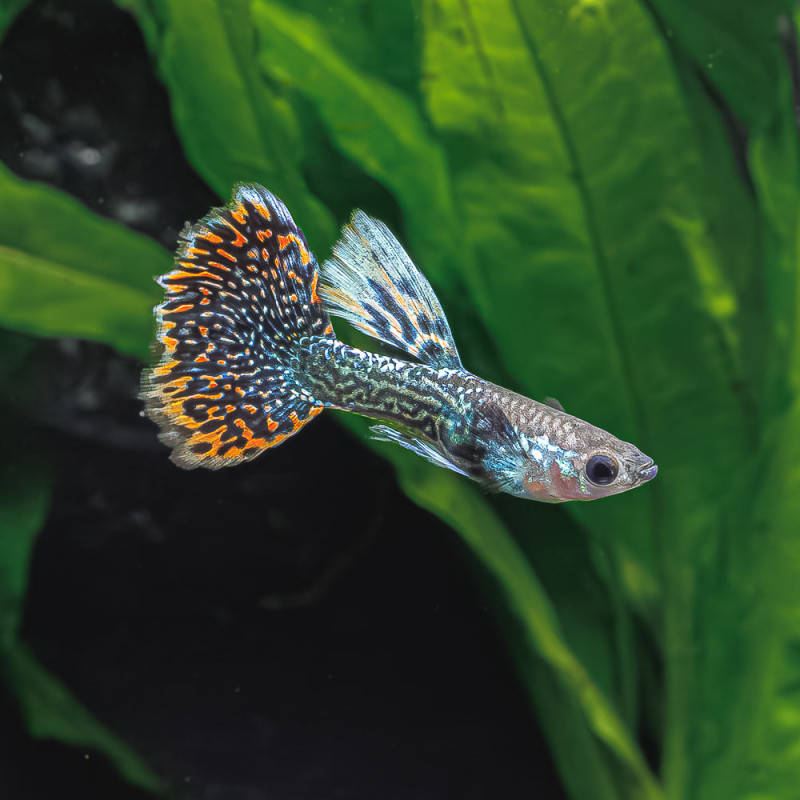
[117,0,336,250]
[0,165,167,359]
[251,0,480,305]
[265,0,422,100]
[646,0,793,130]
[647,0,799,414]
[636,4,800,798]
[0,164,167,296]
[742,373,800,799]
[667,68,760,404]
[0,245,157,359]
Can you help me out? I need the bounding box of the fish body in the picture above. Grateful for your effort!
[142,184,657,502]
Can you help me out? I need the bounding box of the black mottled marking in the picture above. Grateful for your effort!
[395,277,417,297]
[414,313,433,336]
[367,279,418,348]
[419,341,445,362]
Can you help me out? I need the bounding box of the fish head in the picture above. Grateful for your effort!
[511,411,658,503]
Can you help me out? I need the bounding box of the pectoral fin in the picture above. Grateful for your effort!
[370,424,470,477]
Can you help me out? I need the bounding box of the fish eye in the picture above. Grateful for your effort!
[585,454,618,486]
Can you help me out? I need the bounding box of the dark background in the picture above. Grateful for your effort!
[0,2,565,797]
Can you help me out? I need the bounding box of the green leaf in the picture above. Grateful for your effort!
[634,4,800,798]
[0,164,167,359]
[1,645,167,796]
[647,0,799,415]
[743,383,800,799]
[420,0,750,538]
[251,0,476,298]
[0,164,167,296]
[0,444,165,796]
[0,455,50,649]
[0,245,157,359]
[117,0,336,250]
[646,0,794,130]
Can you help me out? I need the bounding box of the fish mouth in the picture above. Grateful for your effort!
[637,459,658,483]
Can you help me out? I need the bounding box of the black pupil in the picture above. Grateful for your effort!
[586,455,618,486]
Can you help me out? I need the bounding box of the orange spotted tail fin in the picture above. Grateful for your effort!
[142,184,334,469]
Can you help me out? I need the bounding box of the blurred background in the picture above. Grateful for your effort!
[1,1,799,799]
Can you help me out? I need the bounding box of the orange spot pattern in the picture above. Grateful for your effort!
[142,184,332,469]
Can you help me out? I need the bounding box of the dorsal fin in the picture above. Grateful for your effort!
[543,397,565,412]
[319,211,462,369]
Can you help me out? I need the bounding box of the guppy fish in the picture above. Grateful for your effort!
[142,184,657,502]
